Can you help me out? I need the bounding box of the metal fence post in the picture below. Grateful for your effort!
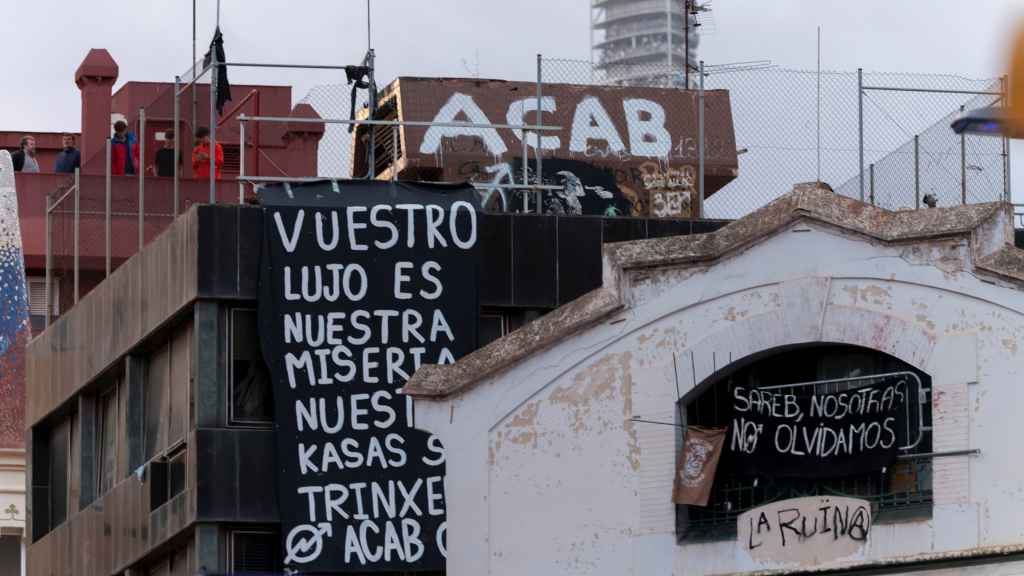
[697,60,705,219]
[73,168,80,305]
[174,75,180,216]
[869,163,875,206]
[858,68,864,203]
[139,107,146,250]
[390,124,398,182]
[44,193,51,327]
[210,51,218,204]
[1006,74,1013,203]
[913,135,920,209]
[536,53,544,212]
[522,131,530,212]
[960,104,966,205]
[239,118,246,203]
[105,138,111,277]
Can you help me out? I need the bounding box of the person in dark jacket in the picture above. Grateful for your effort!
[152,129,180,177]
[54,134,81,173]
[110,121,137,176]
[11,135,39,173]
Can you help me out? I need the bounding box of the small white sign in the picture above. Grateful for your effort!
[737,496,871,566]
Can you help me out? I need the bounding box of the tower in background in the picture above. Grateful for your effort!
[591,0,707,87]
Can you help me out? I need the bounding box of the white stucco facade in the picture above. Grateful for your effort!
[407,186,1024,575]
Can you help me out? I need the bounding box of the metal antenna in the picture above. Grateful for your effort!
[817,25,822,182]
[367,0,372,52]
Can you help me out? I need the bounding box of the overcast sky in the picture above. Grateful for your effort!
[4,1,1024,201]
[3,0,1023,132]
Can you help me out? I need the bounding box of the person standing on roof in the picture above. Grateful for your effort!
[11,136,39,173]
[54,134,81,173]
[110,121,137,176]
[152,130,180,177]
[191,126,223,180]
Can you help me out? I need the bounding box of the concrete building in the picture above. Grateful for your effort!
[22,197,722,574]
[7,48,326,576]
[406,182,1024,575]
[591,0,700,86]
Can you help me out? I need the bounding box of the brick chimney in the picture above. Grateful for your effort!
[283,103,325,177]
[75,49,118,174]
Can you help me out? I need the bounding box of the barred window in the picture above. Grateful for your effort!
[678,344,933,541]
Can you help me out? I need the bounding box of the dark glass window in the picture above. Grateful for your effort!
[145,344,170,460]
[231,531,282,573]
[479,312,509,347]
[230,309,274,425]
[98,386,118,495]
[679,344,933,541]
[168,449,186,499]
[48,420,69,529]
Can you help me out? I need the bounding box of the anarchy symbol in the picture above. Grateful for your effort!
[285,523,333,565]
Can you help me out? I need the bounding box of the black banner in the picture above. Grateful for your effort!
[258,180,479,572]
[728,377,909,478]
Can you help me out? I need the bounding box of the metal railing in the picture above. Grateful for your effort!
[42,51,1022,329]
[236,113,563,213]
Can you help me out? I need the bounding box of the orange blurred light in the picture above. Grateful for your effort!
[1010,22,1024,136]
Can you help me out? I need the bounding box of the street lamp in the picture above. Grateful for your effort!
[952,22,1024,138]
[950,106,1024,138]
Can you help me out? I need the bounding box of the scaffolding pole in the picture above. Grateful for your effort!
[105,138,111,276]
[73,168,80,305]
[174,75,180,216]
[139,108,146,250]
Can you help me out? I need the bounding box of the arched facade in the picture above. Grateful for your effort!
[407,185,1024,575]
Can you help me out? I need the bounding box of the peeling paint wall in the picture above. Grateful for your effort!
[417,215,1024,576]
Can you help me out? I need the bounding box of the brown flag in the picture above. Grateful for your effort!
[672,426,727,506]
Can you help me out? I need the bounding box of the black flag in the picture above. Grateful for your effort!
[203,27,232,115]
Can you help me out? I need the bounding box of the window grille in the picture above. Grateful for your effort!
[679,345,933,540]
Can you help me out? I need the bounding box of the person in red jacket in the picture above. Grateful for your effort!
[110,121,139,176]
[191,126,223,179]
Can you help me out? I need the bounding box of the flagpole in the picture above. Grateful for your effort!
[192,0,197,144]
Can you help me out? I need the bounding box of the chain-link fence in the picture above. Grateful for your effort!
[539,57,1007,219]
[298,84,368,178]
[835,75,1006,210]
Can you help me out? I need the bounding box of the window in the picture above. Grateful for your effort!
[168,449,186,499]
[149,445,187,511]
[222,144,241,175]
[229,309,273,426]
[49,420,69,528]
[479,311,510,347]
[33,417,71,539]
[678,344,933,541]
[145,322,191,460]
[97,386,118,495]
[231,531,281,573]
[145,343,170,460]
[0,536,21,575]
[26,276,58,334]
